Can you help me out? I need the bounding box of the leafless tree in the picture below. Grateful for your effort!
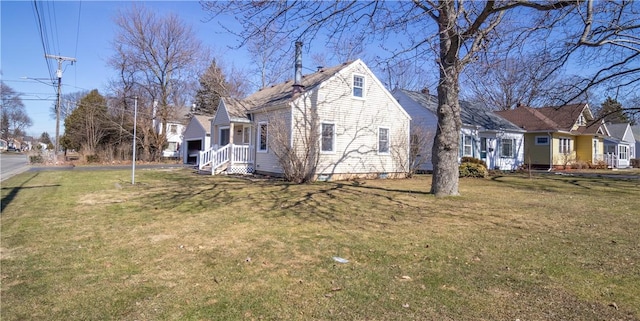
[462,51,567,110]
[1,81,32,140]
[110,4,205,160]
[266,99,320,184]
[246,27,290,90]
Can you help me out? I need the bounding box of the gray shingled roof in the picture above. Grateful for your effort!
[631,125,640,141]
[606,123,630,140]
[399,89,523,132]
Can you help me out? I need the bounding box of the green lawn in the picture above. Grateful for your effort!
[1,169,639,320]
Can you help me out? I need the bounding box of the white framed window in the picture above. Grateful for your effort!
[619,145,629,160]
[378,127,390,154]
[321,122,335,153]
[535,136,549,145]
[169,124,178,134]
[257,122,268,152]
[501,138,515,158]
[578,114,586,126]
[219,126,230,146]
[559,137,571,154]
[461,135,473,157]
[167,142,178,152]
[353,74,364,98]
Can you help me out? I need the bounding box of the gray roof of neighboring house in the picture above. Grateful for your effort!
[606,123,630,140]
[398,89,523,132]
[631,125,640,141]
[192,115,212,134]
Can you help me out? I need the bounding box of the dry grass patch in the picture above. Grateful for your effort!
[1,169,639,320]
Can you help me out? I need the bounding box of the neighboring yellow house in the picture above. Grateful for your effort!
[496,103,609,169]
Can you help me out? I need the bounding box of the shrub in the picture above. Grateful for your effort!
[460,156,487,168]
[86,154,100,163]
[459,162,488,178]
[631,158,640,168]
[29,155,44,164]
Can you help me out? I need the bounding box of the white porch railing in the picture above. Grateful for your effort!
[198,144,253,174]
[595,153,619,168]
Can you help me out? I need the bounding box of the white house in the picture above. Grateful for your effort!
[604,122,636,168]
[392,88,525,171]
[182,115,212,164]
[199,56,412,181]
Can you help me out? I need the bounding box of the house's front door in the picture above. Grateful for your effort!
[480,137,489,166]
[220,128,230,146]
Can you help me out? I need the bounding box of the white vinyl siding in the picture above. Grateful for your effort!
[296,61,410,176]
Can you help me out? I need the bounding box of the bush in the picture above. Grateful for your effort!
[29,155,44,164]
[460,156,487,168]
[459,162,488,178]
[631,158,640,168]
[86,154,100,163]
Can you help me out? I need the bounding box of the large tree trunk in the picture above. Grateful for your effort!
[431,1,463,197]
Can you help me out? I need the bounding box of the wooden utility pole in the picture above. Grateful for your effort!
[45,54,76,160]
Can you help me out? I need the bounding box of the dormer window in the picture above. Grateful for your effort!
[578,114,586,126]
[353,74,364,98]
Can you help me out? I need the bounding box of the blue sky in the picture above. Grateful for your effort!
[1,1,254,137]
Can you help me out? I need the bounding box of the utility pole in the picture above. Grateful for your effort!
[45,54,76,161]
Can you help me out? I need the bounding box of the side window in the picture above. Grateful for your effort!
[353,74,364,98]
[258,122,268,152]
[501,139,514,158]
[378,127,390,154]
[462,135,473,156]
[321,123,335,153]
[535,136,549,145]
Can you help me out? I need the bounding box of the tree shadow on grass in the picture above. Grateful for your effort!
[490,174,639,195]
[1,173,60,213]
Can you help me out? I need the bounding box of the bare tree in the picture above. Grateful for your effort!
[462,51,567,110]
[1,81,32,140]
[267,102,320,183]
[246,27,290,89]
[110,4,205,160]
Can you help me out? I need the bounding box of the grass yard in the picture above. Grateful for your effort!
[1,168,639,320]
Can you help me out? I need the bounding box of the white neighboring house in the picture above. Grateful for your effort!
[182,115,212,164]
[200,58,412,180]
[632,125,640,162]
[392,88,525,171]
[603,122,636,168]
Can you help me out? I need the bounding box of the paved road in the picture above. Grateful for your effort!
[0,153,30,182]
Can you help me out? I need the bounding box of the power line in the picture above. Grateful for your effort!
[31,1,55,87]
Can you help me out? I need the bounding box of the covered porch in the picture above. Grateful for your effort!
[199,121,255,175]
